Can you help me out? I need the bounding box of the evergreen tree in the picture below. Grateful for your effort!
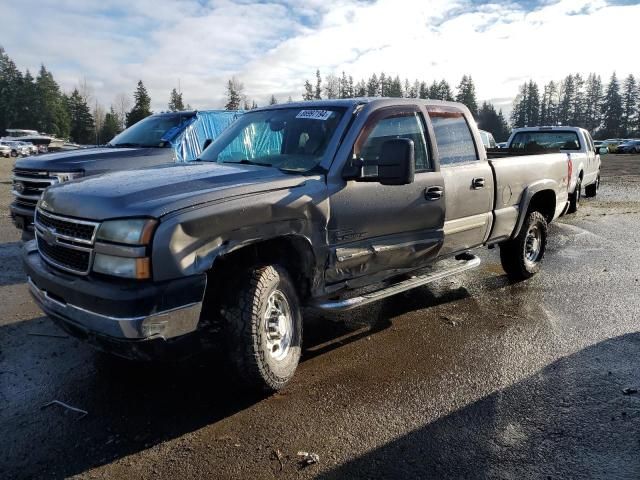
[571,73,586,126]
[418,81,428,99]
[168,88,185,111]
[15,70,38,129]
[314,69,322,99]
[100,107,121,144]
[126,80,152,126]
[379,73,388,96]
[540,81,559,126]
[455,75,479,118]
[366,74,379,96]
[354,80,366,97]
[34,65,70,137]
[269,94,278,105]
[436,80,454,101]
[224,77,243,111]
[583,74,603,133]
[0,47,24,133]
[620,74,637,136]
[67,88,95,144]
[478,102,511,142]
[388,76,403,97]
[601,72,623,138]
[557,75,576,126]
[525,80,540,127]
[511,82,528,128]
[302,80,314,101]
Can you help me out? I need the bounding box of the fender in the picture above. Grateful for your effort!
[511,179,558,239]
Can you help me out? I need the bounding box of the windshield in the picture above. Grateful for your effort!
[198,107,345,172]
[510,131,581,152]
[108,112,196,148]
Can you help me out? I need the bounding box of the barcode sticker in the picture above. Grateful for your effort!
[296,110,333,121]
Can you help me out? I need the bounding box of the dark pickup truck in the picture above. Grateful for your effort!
[24,98,570,391]
[11,110,241,239]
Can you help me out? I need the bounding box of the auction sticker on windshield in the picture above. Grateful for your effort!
[296,110,333,121]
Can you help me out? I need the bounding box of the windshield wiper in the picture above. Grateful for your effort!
[222,159,273,167]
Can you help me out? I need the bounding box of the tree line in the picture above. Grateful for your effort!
[511,72,640,138]
[0,47,189,145]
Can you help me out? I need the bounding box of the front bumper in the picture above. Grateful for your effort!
[23,242,207,344]
[10,202,35,233]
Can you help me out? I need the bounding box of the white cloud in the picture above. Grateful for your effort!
[1,0,638,114]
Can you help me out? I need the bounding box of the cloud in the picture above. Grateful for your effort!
[1,0,638,114]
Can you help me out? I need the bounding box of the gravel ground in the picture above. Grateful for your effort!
[1,153,639,479]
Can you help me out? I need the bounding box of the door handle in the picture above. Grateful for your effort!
[472,177,485,189]
[425,186,443,201]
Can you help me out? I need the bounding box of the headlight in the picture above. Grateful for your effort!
[96,219,157,245]
[51,171,84,183]
[93,254,151,279]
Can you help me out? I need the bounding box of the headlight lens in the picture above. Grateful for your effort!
[93,254,151,279]
[51,171,84,183]
[96,219,157,245]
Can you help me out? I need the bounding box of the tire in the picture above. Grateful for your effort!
[567,177,581,214]
[500,211,548,281]
[584,173,600,198]
[221,265,302,392]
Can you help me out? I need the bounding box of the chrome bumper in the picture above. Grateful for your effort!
[28,276,203,341]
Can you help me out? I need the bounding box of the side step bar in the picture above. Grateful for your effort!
[311,254,481,312]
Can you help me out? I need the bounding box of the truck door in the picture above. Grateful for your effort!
[326,106,445,284]
[426,106,494,256]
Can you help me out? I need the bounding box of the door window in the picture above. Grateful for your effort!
[427,108,478,165]
[354,110,431,173]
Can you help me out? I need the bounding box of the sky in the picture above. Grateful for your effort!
[1,0,639,116]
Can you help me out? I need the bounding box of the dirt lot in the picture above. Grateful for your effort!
[1,154,640,479]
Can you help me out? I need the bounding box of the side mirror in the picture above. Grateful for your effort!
[377,138,415,185]
[598,147,608,155]
[202,138,212,151]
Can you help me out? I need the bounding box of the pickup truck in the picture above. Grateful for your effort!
[10,110,241,239]
[505,126,601,212]
[23,99,571,392]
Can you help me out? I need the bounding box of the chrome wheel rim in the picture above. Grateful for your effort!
[264,290,293,361]
[524,224,542,267]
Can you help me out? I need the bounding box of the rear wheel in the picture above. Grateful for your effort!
[584,173,600,198]
[500,211,548,281]
[567,177,581,214]
[221,265,302,392]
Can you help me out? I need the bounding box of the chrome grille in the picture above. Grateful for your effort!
[34,209,99,275]
[12,169,57,212]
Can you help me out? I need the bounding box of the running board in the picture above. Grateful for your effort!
[311,254,481,312]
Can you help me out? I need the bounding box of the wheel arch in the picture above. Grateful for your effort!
[511,184,556,239]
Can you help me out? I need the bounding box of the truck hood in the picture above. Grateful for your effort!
[15,146,164,171]
[40,162,311,220]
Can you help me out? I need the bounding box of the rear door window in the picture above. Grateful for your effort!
[427,108,478,165]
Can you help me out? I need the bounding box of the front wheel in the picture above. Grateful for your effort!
[500,211,548,281]
[222,265,302,392]
[567,178,581,214]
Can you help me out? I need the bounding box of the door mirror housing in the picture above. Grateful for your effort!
[377,138,415,185]
[202,138,212,151]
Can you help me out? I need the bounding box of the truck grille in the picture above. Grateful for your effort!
[34,209,99,275]
[12,169,58,211]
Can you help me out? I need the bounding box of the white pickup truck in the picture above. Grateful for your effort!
[506,126,601,213]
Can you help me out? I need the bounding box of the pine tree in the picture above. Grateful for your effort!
[379,73,387,96]
[583,74,603,133]
[571,74,586,126]
[478,102,511,142]
[511,82,528,128]
[388,76,403,97]
[601,72,623,138]
[34,65,70,137]
[100,107,121,144]
[540,81,559,126]
[366,74,379,96]
[126,80,152,126]
[437,80,454,101]
[324,74,339,99]
[269,94,278,105]
[224,77,243,111]
[67,88,94,144]
[314,69,322,100]
[302,80,314,101]
[168,88,185,111]
[557,75,576,126]
[525,80,540,127]
[620,74,637,136]
[418,81,428,99]
[354,80,366,97]
[455,75,479,118]
[0,47,24,132]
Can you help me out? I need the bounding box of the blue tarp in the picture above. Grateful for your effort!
[170,110,242,162]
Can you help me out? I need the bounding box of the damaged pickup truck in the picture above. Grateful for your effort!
[24,99,571,391]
